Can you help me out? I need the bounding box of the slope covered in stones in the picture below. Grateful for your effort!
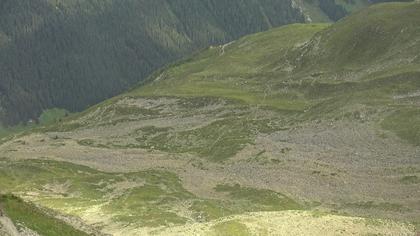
[0,2,419,235]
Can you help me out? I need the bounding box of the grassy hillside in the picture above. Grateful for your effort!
[0,194,89,236]
[128,2,420,146]
[0,159,413,235]
[296,2,420,71]
[0,2,419,235]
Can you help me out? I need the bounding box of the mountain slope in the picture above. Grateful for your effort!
[0,2,419,235]
[0,0,374,126]
[0,194,92,236]
[296,2,420,70]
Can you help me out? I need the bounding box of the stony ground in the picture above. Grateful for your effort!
[0,97,419,235]
[157,211,415,236]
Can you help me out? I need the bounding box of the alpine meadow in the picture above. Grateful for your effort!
[0,1,419,236]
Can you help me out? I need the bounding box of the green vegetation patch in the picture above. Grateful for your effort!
[296,2,420,70]
[0,159,304,228]
[381,108,420,146]
[134,117,279,161]
[210,220,251,236]
[103,171,194,227]
[189,199,237,221]
[131,24,329,112]
[38,108,69,125]
[0,194,89,236]
[77,139,108,148]
[215,184,303,211]
[400,175,420,184]
[0,159,193,227]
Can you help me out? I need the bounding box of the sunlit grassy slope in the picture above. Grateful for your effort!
[0,159,302,229]
[0,194,88,236]
[125,2,420,146]
[130,23,329,111]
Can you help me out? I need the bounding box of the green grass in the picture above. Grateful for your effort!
[132,117,282,161]
[130,24,329,112]
[38,108,69,125]
[190,193,299,222]
[400,176,420,184]
[210,220,251,236]
[103,171,194,227]
[0,159,304,228]
[297,2,420,70]
[77,138,108,148]
[0,194,89,236]
[215,184,303,211]
[190,200,235,221]
[0,159,193,227]
[189,185,303,223]
[105,184,190,226]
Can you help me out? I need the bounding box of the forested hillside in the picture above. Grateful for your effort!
[0,0,368,125]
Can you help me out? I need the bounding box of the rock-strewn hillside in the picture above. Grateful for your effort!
[0,2,419,235]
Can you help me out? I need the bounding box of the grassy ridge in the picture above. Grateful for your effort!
[131,24,329,112]
[297,2,420,71]
[123,3,420,146]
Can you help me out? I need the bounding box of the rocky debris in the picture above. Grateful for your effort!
[0,215,21,236]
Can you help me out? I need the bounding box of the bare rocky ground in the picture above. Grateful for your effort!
[0,97,419,235]
[0,215,20,236]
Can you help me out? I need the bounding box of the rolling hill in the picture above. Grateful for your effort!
[0,2,419,235]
